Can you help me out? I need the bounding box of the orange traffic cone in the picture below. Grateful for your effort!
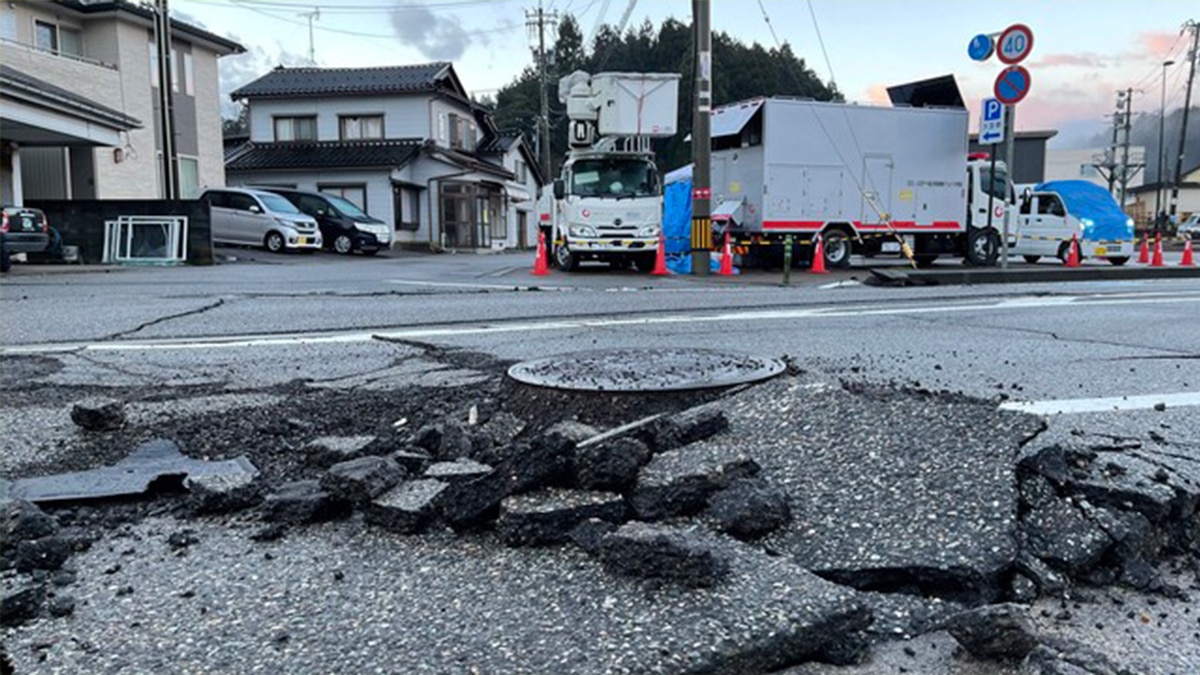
[1138,234,1150,264]
[651,232,669,275]
[1181,239,1195,267]
[1151,233,1164,267]
[532,231,550,276]
[718,232,733,275]
[1065,234,1081,267]
[810,234,829,274]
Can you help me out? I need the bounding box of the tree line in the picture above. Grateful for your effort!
[486,14,840,176]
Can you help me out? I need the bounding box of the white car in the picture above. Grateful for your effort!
[201,187,323,253]
[1179,213,1200,241]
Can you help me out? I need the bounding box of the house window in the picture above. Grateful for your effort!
[170,48,179,92]
[515,160,528,184]
[1,14,16,41]
[178,156,200,199]
[319,184,367,211]
[274,116,317,142]
[339,115,384,140]
[1078,164,1098,178]
[35,21,82,56]
[183,52,194,95]
[447,115,477,151]
[438,113,447,144]
[394,186,420,231]
[149,42,158,88]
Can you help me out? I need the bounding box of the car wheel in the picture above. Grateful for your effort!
[554,244,579,271]
[1056,241,1072,263]
[264,231,285,253]
[821,230,852,269]
[333,234,354,255]
[634,253,657,272]
[1108,256,1129,266]
[1022,255,1041,264]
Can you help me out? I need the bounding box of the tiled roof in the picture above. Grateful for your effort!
[478,135,521,154]
[225,139,423,172]
[231,63,451,100]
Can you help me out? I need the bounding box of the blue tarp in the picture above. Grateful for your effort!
[1034,180,1133,242]
[661,175,731,274]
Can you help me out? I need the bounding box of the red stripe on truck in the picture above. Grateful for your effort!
[763,220,962,231]
[539,213,551,222]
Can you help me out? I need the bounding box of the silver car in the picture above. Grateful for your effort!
[202,187,322,252]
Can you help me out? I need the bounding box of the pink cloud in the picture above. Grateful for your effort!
[1028,52,1106,69]
[1138,30,1179,57]
[865,83,890,104]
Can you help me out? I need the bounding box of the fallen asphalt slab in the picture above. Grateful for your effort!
[866,263,1200,287]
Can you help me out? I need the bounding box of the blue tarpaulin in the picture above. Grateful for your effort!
[662,168,731,274]
[1034,180,1133,242]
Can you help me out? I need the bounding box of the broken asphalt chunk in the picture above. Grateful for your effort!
[630,445,760,520]
[363,479,447,535]
[705,478,792,540]
[0,578,46,627]
[4,439,258,505]
[648,402,729,452]
[573,436,649,492]
[303,435,378,469]
[263,480,351,525]
[320,456,405,506]
[943,603,1040,661]
[69,397,126,432]
[598,521,731,587]
[497,489,627,547]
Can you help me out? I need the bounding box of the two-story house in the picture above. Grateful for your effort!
[224,62,544,251]
[0,0,243,205]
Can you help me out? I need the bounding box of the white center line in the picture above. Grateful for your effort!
[1000,391,1200,415]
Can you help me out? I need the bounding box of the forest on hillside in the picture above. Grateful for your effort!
[485,15,840,176]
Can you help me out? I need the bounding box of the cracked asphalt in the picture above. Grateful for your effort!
[3,250,1200,674]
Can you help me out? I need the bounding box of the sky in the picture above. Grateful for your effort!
[173,0,1199,149]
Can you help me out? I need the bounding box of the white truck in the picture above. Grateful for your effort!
[707,97,1013,268]
[1011,180,1135,265]
[538,71,680,271]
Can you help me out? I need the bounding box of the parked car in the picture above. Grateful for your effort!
[257,187,391,255]
[1,205,51,272]
[200,187,322,253]
[1179,213,1200,241]
[1012,181,1133,266]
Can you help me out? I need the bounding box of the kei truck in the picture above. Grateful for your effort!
[705,97,1015,269]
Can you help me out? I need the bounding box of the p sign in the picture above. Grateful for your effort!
[997,23,1034,64]
[979,98,1005,145]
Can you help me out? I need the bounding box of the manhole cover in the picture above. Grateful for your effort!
[507,348,785,392]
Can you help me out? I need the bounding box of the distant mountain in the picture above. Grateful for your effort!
[1086,107,1200,183]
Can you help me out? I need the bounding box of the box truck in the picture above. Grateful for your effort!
[707,97,1013,268]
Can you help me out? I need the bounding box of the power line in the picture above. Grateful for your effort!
[214,2,521,40]
[804,0,836,91]
[223,0,514,12]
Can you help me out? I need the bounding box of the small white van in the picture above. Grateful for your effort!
[202,187,323,253]
[1012,180,1134,266]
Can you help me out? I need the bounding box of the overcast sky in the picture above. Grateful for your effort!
[174,0,1199,148]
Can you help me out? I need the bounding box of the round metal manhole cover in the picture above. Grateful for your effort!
[507,348,785,392]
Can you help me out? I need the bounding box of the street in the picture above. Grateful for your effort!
[2,250,1200,675]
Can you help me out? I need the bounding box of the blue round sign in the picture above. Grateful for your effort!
[968,33,994,61]
[994,65,1031,105]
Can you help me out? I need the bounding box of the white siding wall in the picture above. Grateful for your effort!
[192,45,226,192]
[248,96,432,142]
[226,169,397,228]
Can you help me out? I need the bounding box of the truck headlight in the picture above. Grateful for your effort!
[637,225,660,238]
[1079,217,1093,231]
[569,225,598,237]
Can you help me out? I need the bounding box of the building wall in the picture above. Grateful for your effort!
[192,41,226,192]
[248,96,434,143]
[1044,147,1146,196]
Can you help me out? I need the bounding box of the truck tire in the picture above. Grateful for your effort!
[965,228,999,266]
[821,230,852,269]
[1022,255,1041,264]
[554,244,579,271]
[1108,256,1129,266]
[634,252,657,272]
[1056,241,1072,263]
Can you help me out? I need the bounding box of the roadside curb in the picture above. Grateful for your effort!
[867,265,1200,286]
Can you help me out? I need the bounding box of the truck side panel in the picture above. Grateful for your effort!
[756,100,968,233]
[711,146,764,230]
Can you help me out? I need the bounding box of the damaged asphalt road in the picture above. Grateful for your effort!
[2,260,1200,675]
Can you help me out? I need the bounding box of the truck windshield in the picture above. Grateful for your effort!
[570,159,659,198]
[980,167,1013,202]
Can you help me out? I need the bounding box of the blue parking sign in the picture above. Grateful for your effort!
[979,98,1005,145]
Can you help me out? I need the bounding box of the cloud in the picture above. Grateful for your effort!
[1137,30,1179,57]
[864,83,890,104]
[1027,53,1106,69]
[219,44,309,117]
[389,2,477,61]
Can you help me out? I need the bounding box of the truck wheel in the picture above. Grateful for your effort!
[965,228,999,266]
[634,252,657,272]
[1022,255,1041,264]
[913,255,937,268]
[821,230,852,269]
[554,244,579,271]
[1056,241,1072,263]
[1108,256,1129,266]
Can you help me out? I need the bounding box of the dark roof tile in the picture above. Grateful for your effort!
[225,139,423,172]
[231,63,451,100]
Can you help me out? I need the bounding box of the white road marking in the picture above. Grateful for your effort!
[1000,391,1200,415]
[386,279,571,291]
[4,291,1200,355]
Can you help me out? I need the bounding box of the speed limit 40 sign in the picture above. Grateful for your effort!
[997,23,1034,64]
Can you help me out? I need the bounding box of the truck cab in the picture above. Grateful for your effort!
[545,151,663,271]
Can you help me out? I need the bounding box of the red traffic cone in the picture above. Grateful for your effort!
[1138,234,1150,264]
[1181,239,1195,267]
[532,231,550,276]
[718,232,734,275]
[651,232,669,275]
[1065,234,1081,267]
[1151,232,1164,267]
[810,234,829,274]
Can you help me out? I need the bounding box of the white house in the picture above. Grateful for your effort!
[225,62,545,251]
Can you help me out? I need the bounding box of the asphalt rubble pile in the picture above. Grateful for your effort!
[2,376,1199,674]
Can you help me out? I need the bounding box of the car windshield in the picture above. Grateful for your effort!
[259,194,301,214]
[570,159,659,198]
[324,194,370,220]
[979,167,1013,202]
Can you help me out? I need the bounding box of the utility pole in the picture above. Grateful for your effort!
[1118,89,1137,207]
[152,0,177,199]
[526,2,557,181]
[690,0,712,276]
[299,8,320,65]
[1103,92,1122,194]
[1168,19,1199,221]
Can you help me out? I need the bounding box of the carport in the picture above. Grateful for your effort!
[0,64,141,206]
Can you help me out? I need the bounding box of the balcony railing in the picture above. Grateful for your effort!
[0,37,117,71]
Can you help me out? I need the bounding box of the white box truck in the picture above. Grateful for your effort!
[708,97,1013,268]
[538,71,680,271]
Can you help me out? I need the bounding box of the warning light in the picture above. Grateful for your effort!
[968,152,990,161]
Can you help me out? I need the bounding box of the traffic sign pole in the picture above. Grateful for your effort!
[1001,104,1016,270]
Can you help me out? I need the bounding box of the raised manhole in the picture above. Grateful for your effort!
[507,348,785,392]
